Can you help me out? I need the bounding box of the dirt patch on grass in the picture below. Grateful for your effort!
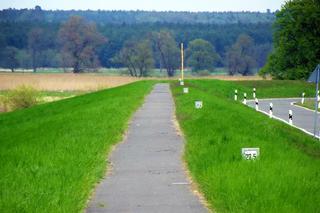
[0,73,139,91]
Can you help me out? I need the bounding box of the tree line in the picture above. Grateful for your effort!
[0,7,275,25]
[0,8,274,76]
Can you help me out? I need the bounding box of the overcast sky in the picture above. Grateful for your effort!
[0,0,286,12]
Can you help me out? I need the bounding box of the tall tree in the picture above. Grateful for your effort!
[28,28,46,72]
[260,0,320,79]
[186,39,220,72]
[226,34,256,76]
[113,39,154,77]
[58,16,106,73]
[151,31,179,77]
[0,46,19,72]
[135,40,154,77]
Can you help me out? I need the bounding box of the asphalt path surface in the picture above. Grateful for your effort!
[87,83,207,213]
[247,98,320,137]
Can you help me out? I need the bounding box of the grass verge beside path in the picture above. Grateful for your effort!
[0,81,155,212]
[172,80,320,212]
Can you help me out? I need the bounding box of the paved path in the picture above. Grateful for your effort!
[87,83,207,213]
[247,98,320,137]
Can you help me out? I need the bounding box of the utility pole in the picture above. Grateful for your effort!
[314,66,320,137]
[181,43,184,81]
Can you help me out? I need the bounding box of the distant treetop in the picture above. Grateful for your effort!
[0,8,275,24]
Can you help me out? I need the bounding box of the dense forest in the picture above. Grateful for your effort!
[0,7,275,24]
[0,7,274,76]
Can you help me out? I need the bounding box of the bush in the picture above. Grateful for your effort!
[197,70,211,76]
[7,85,40,110]
[0,95,10,112]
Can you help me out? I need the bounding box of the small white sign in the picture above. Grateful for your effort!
[241,148,260,160]
[180,81,184,86]
[183,88,189,94]
[195,100,203,109]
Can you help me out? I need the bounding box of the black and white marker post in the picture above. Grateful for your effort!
[269,103,273,118]
[243,93,247,105]
[289,110,293,125]
[234,89,238,101]
[301,92,305,104]
[255,98,259,111]
[253,88,256,99]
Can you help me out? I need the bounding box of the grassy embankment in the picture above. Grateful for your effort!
[296,99,319,111]
[172,80,320,212]
[0,81,155,212]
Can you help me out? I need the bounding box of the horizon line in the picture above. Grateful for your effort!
[0,7,278,13]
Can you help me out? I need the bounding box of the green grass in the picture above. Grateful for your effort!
[171,80,320,212]
[0,81,155,212]
[296,99,318,111]
[235,80,315,98]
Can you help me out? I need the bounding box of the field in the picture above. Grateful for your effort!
[0,72,265,91]
[0,73,139,91]
[0,81,155,212]
[171,80,320,212]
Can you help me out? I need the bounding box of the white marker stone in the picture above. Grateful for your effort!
[253,88,256,98]
[180,81,184,86]
[195,100,203,109]
[183,88,189,94]
[255,98,259,111]
[241,148,260,160]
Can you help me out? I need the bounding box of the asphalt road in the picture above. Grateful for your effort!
[87,83,207,213]
[247,98,320,137]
